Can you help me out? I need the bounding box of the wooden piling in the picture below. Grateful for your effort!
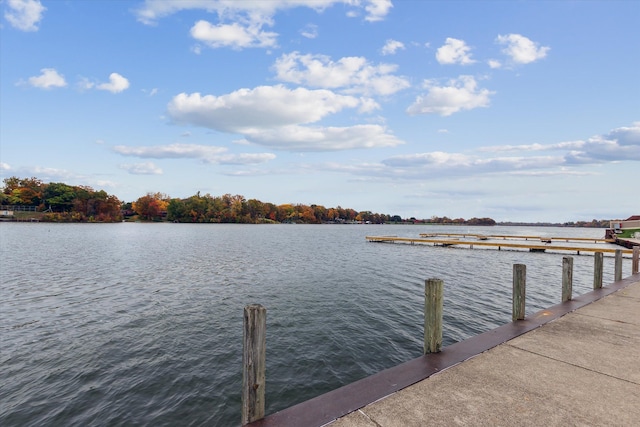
[242,304,266,425]
[593,252,603,290]
[614,249,623,282]
[562,256,573,302]
[512,264,526,321]
[633,246,639,275]
[424,278,443,354]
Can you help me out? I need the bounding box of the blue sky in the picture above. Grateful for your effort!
[1,0,638,222]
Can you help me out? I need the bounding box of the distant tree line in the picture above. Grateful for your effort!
[499,219,612,228]
[422,216,497,226]
[1,176,391,224]
[6,176,612,227]
[134,191,388,224]
[1,177,122,222]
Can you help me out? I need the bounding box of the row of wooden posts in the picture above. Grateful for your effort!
[241,247,639,425]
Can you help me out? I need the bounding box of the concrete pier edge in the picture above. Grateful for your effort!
[248,273,640,427]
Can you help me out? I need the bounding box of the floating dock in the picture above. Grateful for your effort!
[365,235,633,255]
[419,232,615,244]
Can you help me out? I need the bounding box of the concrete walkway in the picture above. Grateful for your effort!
[329,280,640,427]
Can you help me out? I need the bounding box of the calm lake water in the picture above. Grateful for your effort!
[0,223,630,426]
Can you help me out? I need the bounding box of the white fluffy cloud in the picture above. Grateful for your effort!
[113,143,276,165]
[564,122,640,163]
[273,52,410,96]
[478,123,640,164]
[136,0,392,52]
[363,0,393,22]
[167,85,403,151]
[114,144,227,159]
[406,75,494,116]
[4,0,45,31]
[496,34,550,64]
[119,162,163,175]
[190,20,278,49]
[96,73,130,93]
[381,39,405,56]
[337,122,640,181]
[25,68,67,89]
[383,152,563,172]
[242,124,403,151]
[135,0,391,50]
[168,85,361,133]
[135,0,392,25]
[436,38,475,65]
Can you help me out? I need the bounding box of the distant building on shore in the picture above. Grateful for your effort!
[610,215,640,232]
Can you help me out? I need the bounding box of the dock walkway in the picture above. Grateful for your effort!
[330,276,640,426]
[366,235,634,255]
[249,274,640,427]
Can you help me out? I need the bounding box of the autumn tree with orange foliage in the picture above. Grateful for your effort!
[132,192,169,221]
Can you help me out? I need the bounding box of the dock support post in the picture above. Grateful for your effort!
[593,252,603,290]
[614,249,623,282]
[633,246,639,275]
[562,256,573,302]
[512,264,526,321]
[242,304,266,425]
[424,278,443,354]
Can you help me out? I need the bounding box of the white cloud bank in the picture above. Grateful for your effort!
[166,85,404,151]
[135,0,391,50]
[4,0,45,31]
[113,143,276,165]
[190,20,278,50]
[25,68,67,89]
[168,86,360,132]
[239,124,401,151]
[480,122,640,163]
[407,75,494,116]
[321,122,640,181]
[273,52,410,96]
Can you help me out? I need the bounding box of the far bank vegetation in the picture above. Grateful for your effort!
[1,175,604,227]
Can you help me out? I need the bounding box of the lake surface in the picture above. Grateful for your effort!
[0,223,630,426]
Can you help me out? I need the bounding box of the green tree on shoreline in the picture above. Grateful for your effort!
[6,175,618,227]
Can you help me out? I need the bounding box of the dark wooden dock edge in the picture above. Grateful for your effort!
[616,237,639,249]
[248,273,640,427]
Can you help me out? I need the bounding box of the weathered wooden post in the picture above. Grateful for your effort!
[633,246,639,275]
[242,304,266,425]
[562,256,573,302]
[424,278,443,354]
[593,252,604,290]
[614,249,623,282]
[512,264,526,321]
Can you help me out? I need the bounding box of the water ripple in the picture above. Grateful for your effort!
[0,223,629,426]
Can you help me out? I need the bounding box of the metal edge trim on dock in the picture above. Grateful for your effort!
[248,273,640,427]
